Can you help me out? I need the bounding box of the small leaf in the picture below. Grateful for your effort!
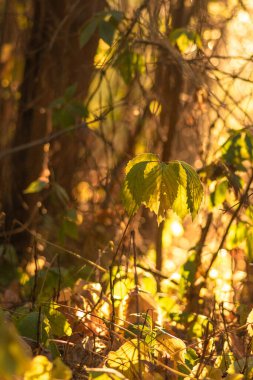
[46,306,72,337]
[109,10,124,22]
[80,18,99,48]
[155,330,186,363]
[24,355,52,380]
[24,178,48,194]
[169,28,202,53]
[107,339,149,373]
[24,355,72,380]
[99,19,115,46]
[210,180,228,207]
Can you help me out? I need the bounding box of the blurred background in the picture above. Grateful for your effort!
[1,0,253,327]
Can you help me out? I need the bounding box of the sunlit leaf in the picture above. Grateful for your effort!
[46,306,72,337]
[122,154,203,223]
[180,161,203,219]
[24,178,48,194]
[24,355,52,380]
[155,330,186,363]
[210,180,228,207]
[169,28,202,53]
[107,339,149,373]
[24,355,72,380]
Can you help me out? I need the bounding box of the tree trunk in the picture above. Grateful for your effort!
[0,0,105,257]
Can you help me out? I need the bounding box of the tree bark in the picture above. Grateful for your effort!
[0,0,105,257]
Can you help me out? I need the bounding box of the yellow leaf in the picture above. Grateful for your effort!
[155,331,186,363]
[247,308,253,337]
[24,356,52,380]
[51,357,72,380]
[107,339,149,373]
[24,356,72,380]
[186,363,222,379]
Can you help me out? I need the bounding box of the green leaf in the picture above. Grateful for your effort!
[115,49,144,84]
[80,18,99,48]
[99,19,115,46]
[169,28,202,53]
[52,182,69,205]
[171,162,188,218]
[107,339,149,373]
[122,154,203,223]
[16,311,49,344]
[109,10,124,22]
[210,180,228,207]
[23,178,48,194]
[46,306,72,337]
[1,244,18,265]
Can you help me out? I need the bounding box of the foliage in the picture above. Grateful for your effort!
[2,0,253,379]
[122,153,203,223]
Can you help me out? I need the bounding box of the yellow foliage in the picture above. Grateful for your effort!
[0,314,31,379]
[24,356,72,380]
[247,308,253,337]
[155,331,186,363]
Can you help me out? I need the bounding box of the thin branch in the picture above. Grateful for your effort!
[0,114,110,160]
[205,171,253,277]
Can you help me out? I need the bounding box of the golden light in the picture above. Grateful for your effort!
[170,220,184,237]
[76,212,83,225]
[162,220,172,248]
[220,249,228,258]
[73,181,93,203]
[209,268,219,279]
[164,259,176,273]
[221,283,231,293]
[170,272,181,282]
[26,256,46,276]
[76,309,85,319]
[237,10,250,24]
[149,100,162,116]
